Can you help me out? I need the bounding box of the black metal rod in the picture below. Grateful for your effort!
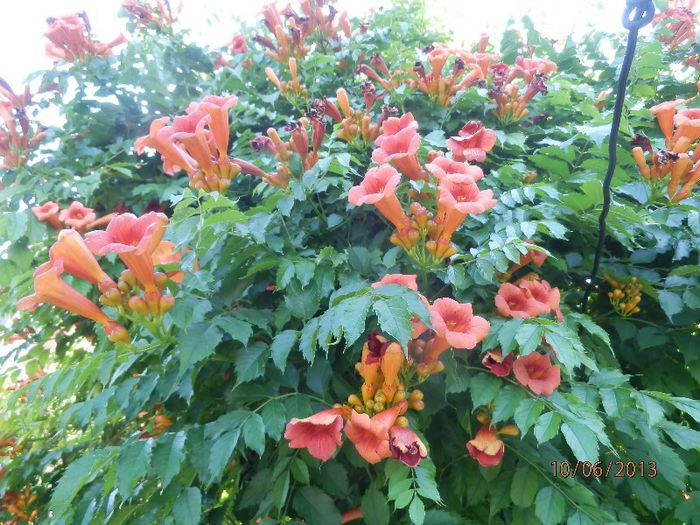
[582,0,655,311]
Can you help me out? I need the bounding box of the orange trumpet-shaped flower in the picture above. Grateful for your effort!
[58,201,96,230]
[372,113,424,180]
[50,230,116,293]
[673,108,700,144]
[229,34,248,54]
[389,426,428,467]
[424,298,490,362]
[445,121,497,163]
[512,352,561,396]
[16,260,129,343]
[134,116,196,175]
[32,201,61,229]
[495,282,549,319]
[650,99,687,146]
[467,425,504,467]
[380,342,405,401]
[371,273,418,290]
[85,212,167,293]
[348,164,410,229]
[436,179,496,240]
[284,408,345,461]
[426,156,485,184]
[344,402,407,464]
[358,333,385,402]
[187,95,239,155]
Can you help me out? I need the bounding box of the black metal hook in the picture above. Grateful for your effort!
[623,0,656,30]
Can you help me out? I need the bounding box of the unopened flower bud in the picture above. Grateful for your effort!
[410,400,425,411]
[348,394,361,406]
[144,290,160,316]
[159,294,175,315]
[373,402,385,412]
[409,389,424,401]
[120,270,136,287]
[128,296,149,316]
[154,272,168,289]
[499,424,519,436]
[396,416,409,428]
[100,288,123,307]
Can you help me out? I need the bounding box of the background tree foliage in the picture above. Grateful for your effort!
[1,0,700,524]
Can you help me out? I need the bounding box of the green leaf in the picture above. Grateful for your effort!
[243,413,266,456]
[669,397,700,423]
[216,316,253,345]
[515,323,543,356]
[271,330,298,370]
[373,296,414,350]
[409,496,426,525]
[292,486,342,525]
[234,342,269,384]
[291,457,310,484]
[261,400,287,441]
[50,449,115,517]
[173,487,201,525]
[178,323,223,376]
[361,488,391,525]
[658,291,684,320]
[336,295,372,346]
[152,431,186,488]
[491,385,528,424]
[116,440,152,498]
[514,398,544,435]
[533,412,561,443]
[660,421,700,450]
[498,318,524,355]
[299,318,319,363]
[561,422,599,462]
[510,465,538,508]
[633,391,665,426]
[470,374,502,408]
[535,487,566,525]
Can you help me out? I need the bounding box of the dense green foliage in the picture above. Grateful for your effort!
[1,1,699,524]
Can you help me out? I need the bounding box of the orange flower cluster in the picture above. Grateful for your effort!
[256,1,350,62]
[495,271,563,322]
[17,213,183,345]
[604,274,642,317]
[122,0,180,31]
[0,80,45,171]
[31,201,114,233]
[265,58,308,100]
[284,274,490,467]
[653,0,698,50]
[349,113,496,267]
[1,486,37,524]
[136,95,274,192]
[406,43,494,107]
[250,116,325,188]
[44,12,126,62]
[631,100,700,202]
[488,56,557,124]
[314,85,387,145]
